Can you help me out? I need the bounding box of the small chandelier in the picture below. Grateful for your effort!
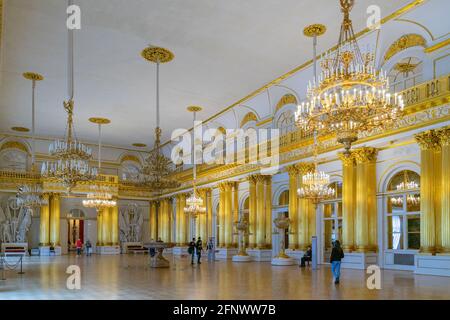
[17,72,48,211]
[297,133,335,206]
[396,171,419,191]
[83,185,117,210]
[391,194,420,206]
[138,46,180,190]
[83,118,116,211]
[295,0,404,156]
[41,6,97,191]
[184,106,206,219]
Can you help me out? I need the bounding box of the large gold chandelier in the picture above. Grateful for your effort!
[41,12,97,191]
[295,0,404,155]
[83,118,116,211]
[138,46,179,190]
[184,106,206,218]
[17,72,48,211]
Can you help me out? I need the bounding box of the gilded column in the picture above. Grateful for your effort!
[206,189,213,240]
[224,182,233,247]
[97,209,103,246]
[150,201,157,241]
[265,176,272,248]
[353,147,378,252]
[438,127,450,252]
[111,205,119,245]
[415,130,441,253]
[180,194,188,245]
[338,152,356,251]
[233,182,239,247]
[248,175,257,248]
[49,193,61,246]
[218,183,226,247]
[297,163,314,250]
[287,165,298,249]
[256,175,266,249]
[39,193,50,246]
[102,207,111,245]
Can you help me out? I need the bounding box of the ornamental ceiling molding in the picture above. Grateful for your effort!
[0,140,30,154]
[275,94,298,113]
[120,154,141,165]
[383,34,427,63]
[240,112,258,128]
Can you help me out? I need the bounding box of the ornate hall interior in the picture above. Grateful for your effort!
[0,0,450,300]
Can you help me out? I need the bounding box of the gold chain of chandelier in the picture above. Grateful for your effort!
[295,0,405,156]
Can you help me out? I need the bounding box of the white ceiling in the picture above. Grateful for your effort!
[0,0,412,149]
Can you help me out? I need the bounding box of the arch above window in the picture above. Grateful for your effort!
[275,94,298,113]
[383,34,427,63]
[240,112,258,128]
[387,170,420,192]
[278,190,289,206]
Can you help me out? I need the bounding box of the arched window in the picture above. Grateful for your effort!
[276,110,295,136]
[322,181,343,262]
[385,170,420,250]
[120,162,141,181]
[278,190,289,206]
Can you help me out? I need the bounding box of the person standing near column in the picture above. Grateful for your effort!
[188,237,196,265]
[207,237,215,262]
[196,237,203,264]
[330,240,344,284]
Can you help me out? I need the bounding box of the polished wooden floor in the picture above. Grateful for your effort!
[0,254,449,300]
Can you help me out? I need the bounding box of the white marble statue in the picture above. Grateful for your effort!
[0,196,32,243]
[119,203,144,243]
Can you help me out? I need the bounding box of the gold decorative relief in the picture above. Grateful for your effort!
[240,112,258,128]
[0,141,29,154]
[384,34,427,62]
[275,94,298,113]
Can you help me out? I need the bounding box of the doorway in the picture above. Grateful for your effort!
[67,209,85,252]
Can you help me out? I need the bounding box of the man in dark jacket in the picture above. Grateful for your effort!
[188,238,196,265]
[300,247,312,267]
[196,237,203,264]
[330,240,345,284]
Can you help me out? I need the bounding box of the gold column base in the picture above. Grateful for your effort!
[355,245,376,253]
[288,244,298,250]
[420,246,437,254]
[342,245,355,252]
[39,243,50,246]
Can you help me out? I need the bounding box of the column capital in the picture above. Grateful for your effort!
[437,127,450,147]
[296,162,315,174]
[247,175,258,184]
[338,152,355,166]
[264,175,272,185]
[415,130,441,151]
[286,164,299,176]
[353,147,378,164]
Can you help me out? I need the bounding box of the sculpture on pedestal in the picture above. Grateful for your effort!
[232,216,252,262]
[0,196,32,244]
[118,203,144,243]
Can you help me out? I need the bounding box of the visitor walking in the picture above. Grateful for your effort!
[207,237,215,262]
[330,240,344,284]
[76,238,83,256]
[196,237,203,264]
[149,238,156,257]
[188,238,196,265]
[85,239,92,256]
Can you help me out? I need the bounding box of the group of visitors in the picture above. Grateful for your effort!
[299,240,344,285]
[188,237,216,265]
[75,239,93,256]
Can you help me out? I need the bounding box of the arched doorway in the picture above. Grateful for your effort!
[67,209,85,252]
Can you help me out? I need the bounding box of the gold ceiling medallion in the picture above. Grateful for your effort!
[132,143,147,148]
[11,127,30,132]
[187,106,203,113]
[141,46,174,64]
[303,24,327,37]
[295,0,405,156]
[22,72,44,81]
[383,34,426,63]
[89,117,111,125]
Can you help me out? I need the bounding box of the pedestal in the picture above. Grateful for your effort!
[285,249,304,263]
[246,249,272,262]
[121,242,143,254]
[1,243,28,256]
[340,251,378,269]
[415,253,450,277]
[96,245,120,255]
[271,256,295,266]
[38,245,61,256]
[216,247,238,260]
[232,253,252,262]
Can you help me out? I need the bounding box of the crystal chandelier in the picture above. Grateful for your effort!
[295,0,404,156]
[138,46,180,190]
[41,3,97,192]
[83,118,116,211]
[297,133,335,206]
[391,194,420,206]
[184,106,206,218]
[83,185,117,210]
[17,72,48,211]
